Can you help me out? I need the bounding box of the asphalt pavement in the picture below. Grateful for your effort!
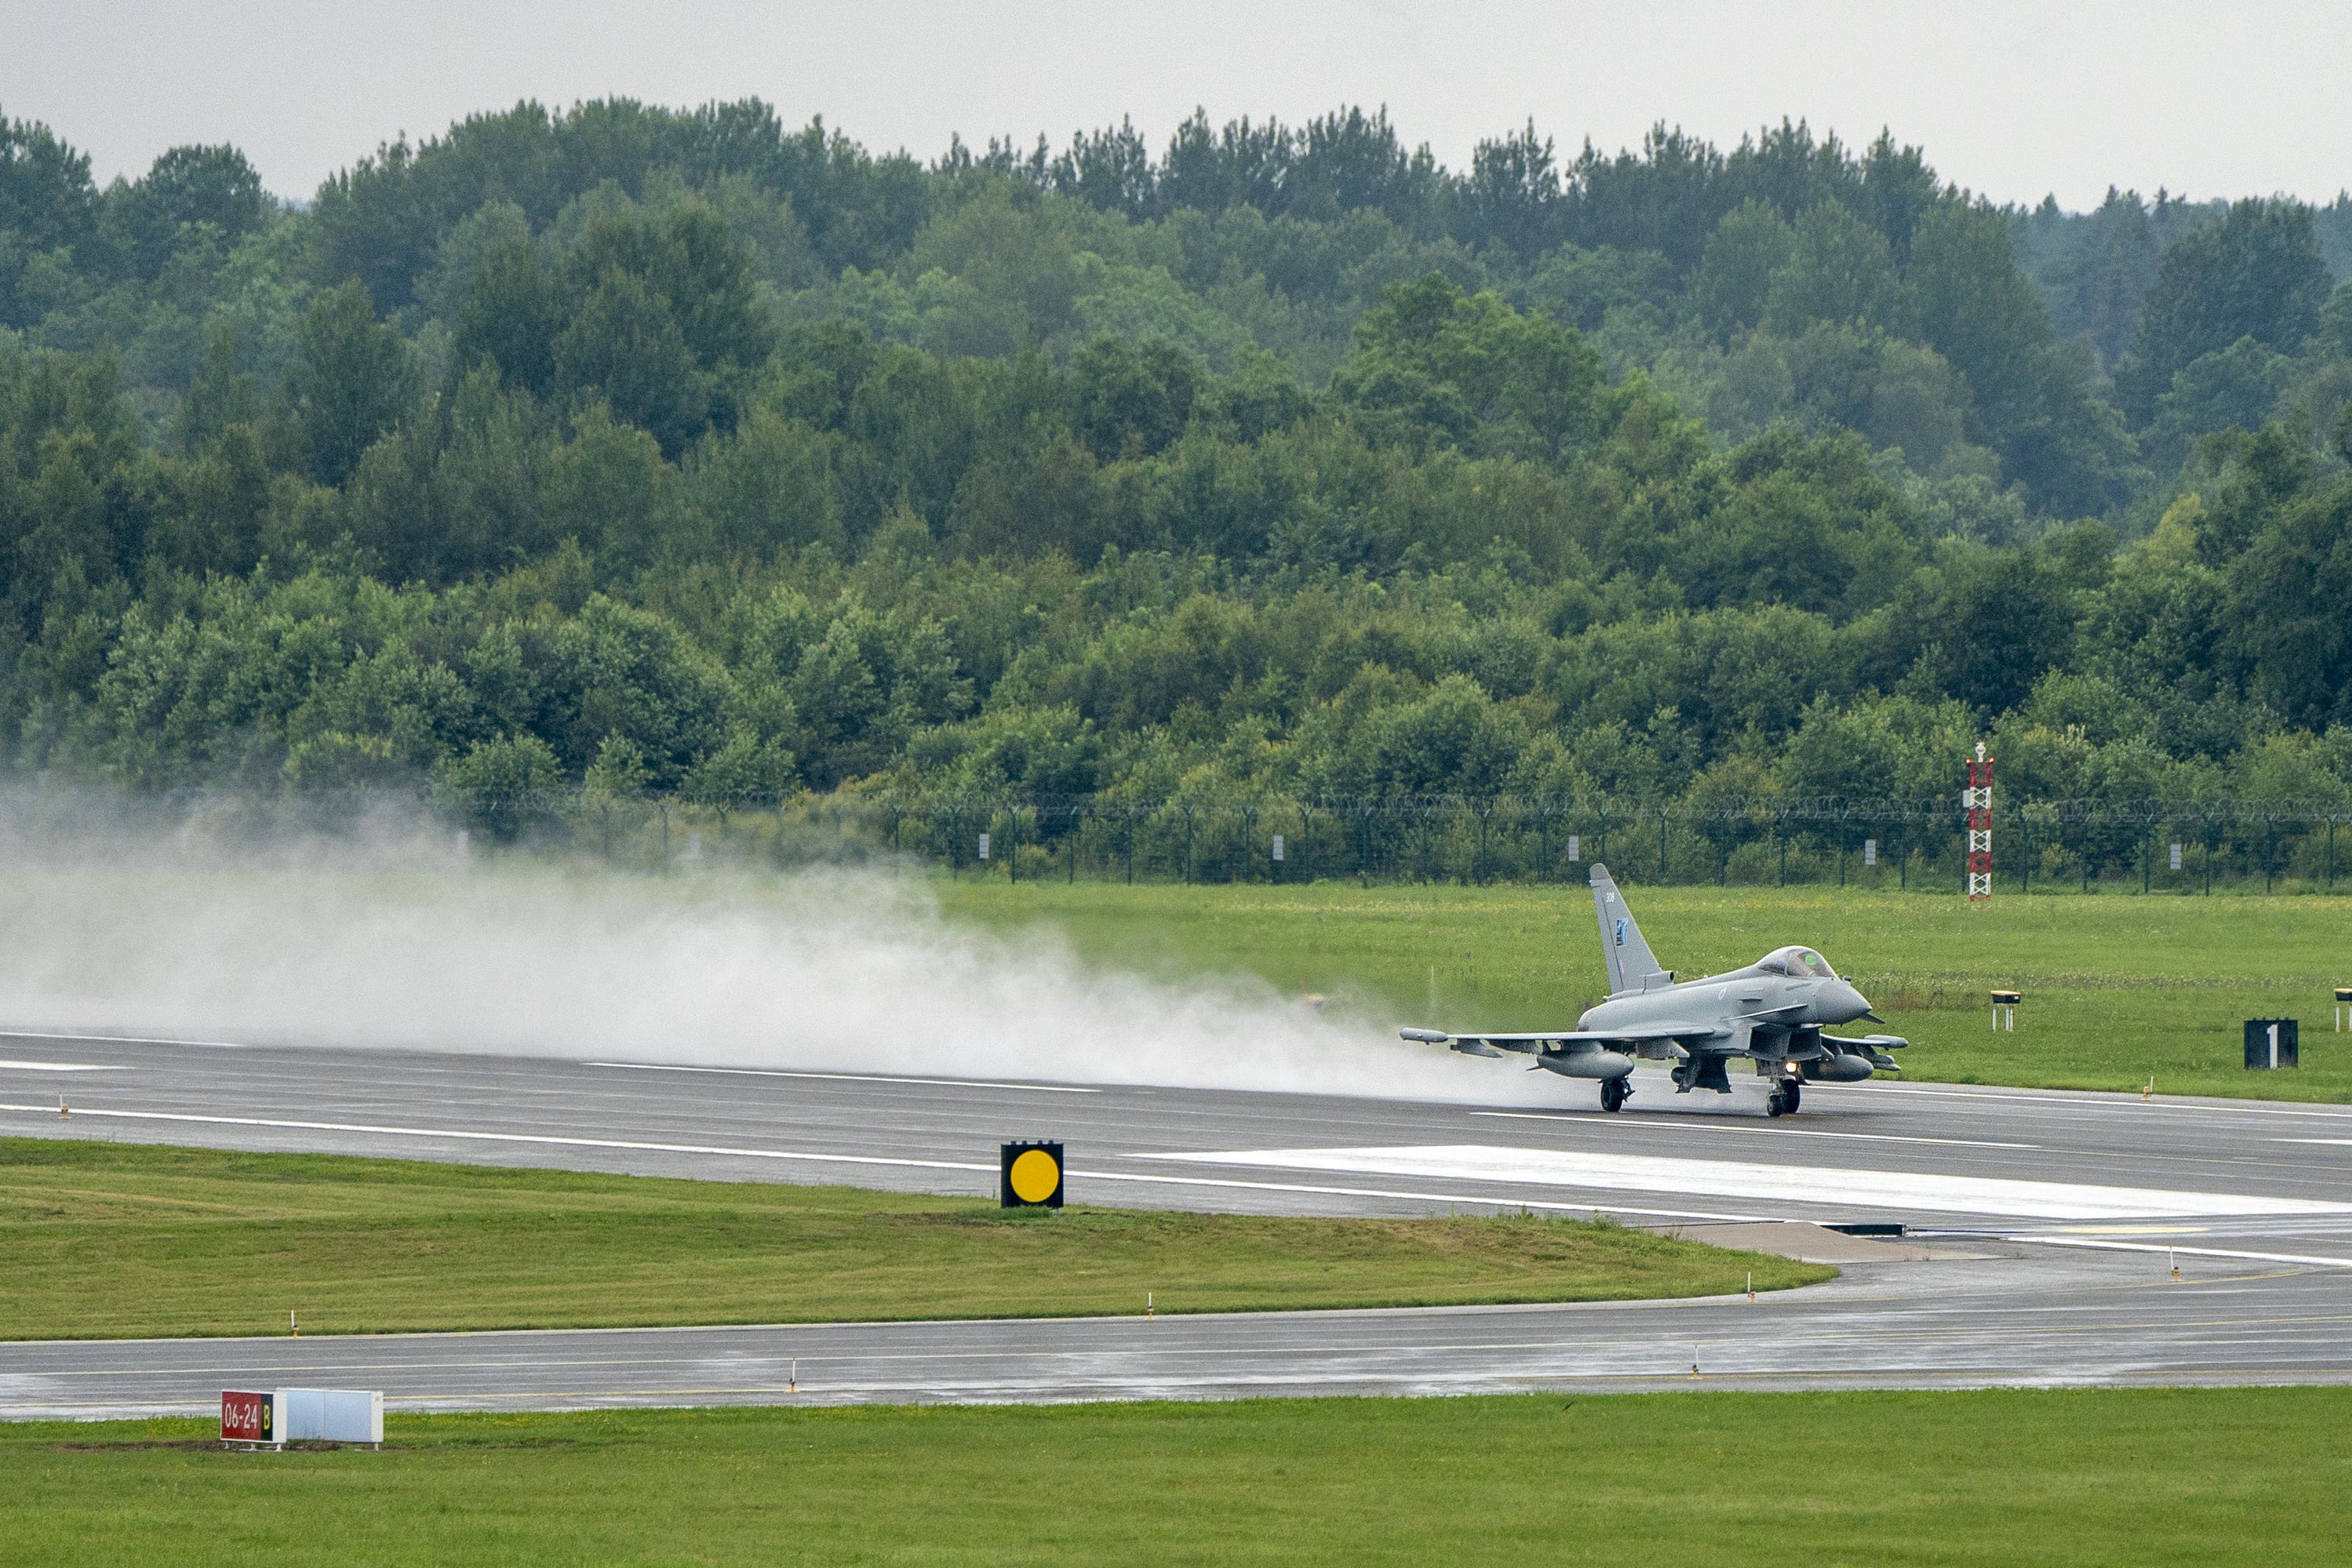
[6,1031,2352,1417]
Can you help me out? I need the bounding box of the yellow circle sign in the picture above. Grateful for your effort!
[1008,1148,1061,1203]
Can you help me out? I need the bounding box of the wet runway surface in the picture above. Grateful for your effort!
[6,1031,2352,1416]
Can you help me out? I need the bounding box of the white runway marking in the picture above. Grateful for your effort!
[0,1030,247,1049]
[586,1062,1100,1094]
[0,1104,1769,1224]
[1844,1084,2352,1122]
[1470,1111,2036,1150]
[2020,1237,2352,1270]
[1136,1144,2352,1221]
[0,1060,126,1072]
[0,1103,995,1174]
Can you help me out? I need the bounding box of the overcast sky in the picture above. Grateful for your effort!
[3,1,2343,212]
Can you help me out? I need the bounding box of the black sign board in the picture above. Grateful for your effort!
[2245,1018,2299,1070]
[1000,1141,1065,1208]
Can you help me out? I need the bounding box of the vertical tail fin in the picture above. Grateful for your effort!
[1591,864,1668,995]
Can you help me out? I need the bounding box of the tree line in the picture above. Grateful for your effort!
[2,97,2350,881]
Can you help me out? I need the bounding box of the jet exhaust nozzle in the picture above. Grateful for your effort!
[1537,1049,1635,1080]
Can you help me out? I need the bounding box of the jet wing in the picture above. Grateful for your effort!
[1402,1024,1728,1059]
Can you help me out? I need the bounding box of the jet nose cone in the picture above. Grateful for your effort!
[1828,981,1871,1024]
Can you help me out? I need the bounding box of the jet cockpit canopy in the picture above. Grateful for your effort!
[1757,945,1836,979]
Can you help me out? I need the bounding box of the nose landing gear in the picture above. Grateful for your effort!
[1600,1076,1631,1113]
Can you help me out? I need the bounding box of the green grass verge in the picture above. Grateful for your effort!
[9,1390,2350,1566]
[938,880,2352,1101]
[0,1137,1826,1340]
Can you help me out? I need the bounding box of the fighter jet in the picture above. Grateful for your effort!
[1401,864,1906,1115]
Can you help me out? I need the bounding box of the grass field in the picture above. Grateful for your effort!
[938,880,2352,1101]
[0,1138,1826,1341]
[9,1389,2350,1566]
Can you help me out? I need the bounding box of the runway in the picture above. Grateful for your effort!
[7,1030,2352,1417]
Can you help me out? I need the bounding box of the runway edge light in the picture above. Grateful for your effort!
[1000,1141,1065,1209]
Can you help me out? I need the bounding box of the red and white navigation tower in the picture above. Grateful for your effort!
[1964,742,1993,901]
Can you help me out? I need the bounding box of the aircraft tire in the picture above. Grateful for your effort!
[1600,1078,1628,1113]
[1764,1090,1786,1117]
[1783,1079,1801,1114]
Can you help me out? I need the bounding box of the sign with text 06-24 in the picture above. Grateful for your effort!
[221,1389,277,1443]
[1000,1141,1065,1208]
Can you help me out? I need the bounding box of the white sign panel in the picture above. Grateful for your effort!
[1862,839,1877,866]
[281,1388,383,1444]
[1270,834,1284,862]
[2170,842,2183,871]
[977,832,990,860]
[1566,835,1581,861]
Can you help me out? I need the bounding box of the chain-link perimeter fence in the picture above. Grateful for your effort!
[137,787,2352,893]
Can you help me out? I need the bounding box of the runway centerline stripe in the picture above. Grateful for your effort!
[584,1062,1100,1093]
[0,1060,126,1072]
[1469,1111,2036,1150]
[1134,1144,2352,1221]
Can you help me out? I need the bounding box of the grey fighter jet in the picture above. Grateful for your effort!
[1401,864,1906,1115]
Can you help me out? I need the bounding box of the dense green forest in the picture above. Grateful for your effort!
[3,98,2351,872]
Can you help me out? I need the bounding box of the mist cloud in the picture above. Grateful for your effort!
[0,792,1560,1105]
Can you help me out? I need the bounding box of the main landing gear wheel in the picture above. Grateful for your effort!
[1600,1077,1631,1113]
[1765,1079,1803,1117]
